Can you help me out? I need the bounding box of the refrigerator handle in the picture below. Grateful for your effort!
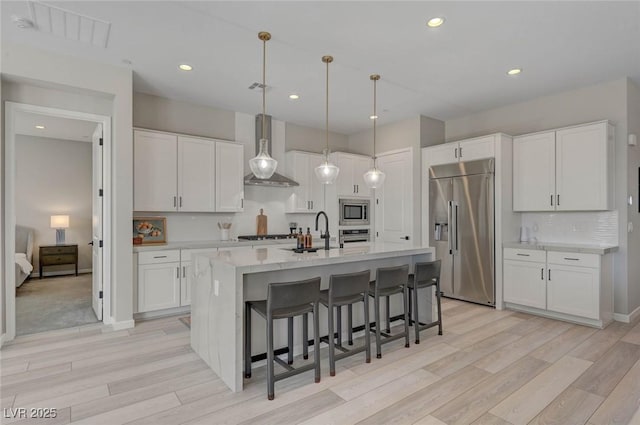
[447,201,453,254]
[454,203,459,252]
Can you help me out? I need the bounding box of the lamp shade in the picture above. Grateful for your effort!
[50,215,69,229]
[363,167,386,189]
[314,160,340,185]
[249,138,278,179]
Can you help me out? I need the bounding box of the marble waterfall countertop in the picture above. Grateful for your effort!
[132,237,334,253]
[503,241,618,255]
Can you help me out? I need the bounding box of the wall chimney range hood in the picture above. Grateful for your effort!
[244,114,299,187]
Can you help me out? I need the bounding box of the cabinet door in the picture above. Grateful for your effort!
[216,142,245,212]
[424,143,458,166]
[308,153,326,212]
[459,136,495,162]
[556,122,610,211]
[178,136,216,212]
[503,260,546,309]
[513,132,556,211]
[335,154,356,197]
[547,265,599,319]
[286,152,312,212]
[352,156,374,197]
[134,130,178,211]
[181,261,191,306]
[138,262,181,312]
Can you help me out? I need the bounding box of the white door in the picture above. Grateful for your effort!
[137,263,181,312]
[91,124,103,321]
[458,136,495,162]
[334,153,356,197]
[134,130,178,211]
[353,156,374,198]
[555,123,609,211]
[425,143,458,166]
[308,153,325,212]
[503,260,546,309]
[513,131,556,211]
[376,150,413,244]
[178,136,216,212]
[215,141,244,212]
[547,265,599,319]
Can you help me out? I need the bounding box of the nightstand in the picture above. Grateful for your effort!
[39,244,78,278]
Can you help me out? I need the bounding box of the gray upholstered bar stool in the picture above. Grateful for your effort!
[319,270,371,376]
[244,277,321,400]
[408,260,443,344]
[368,265,411,358]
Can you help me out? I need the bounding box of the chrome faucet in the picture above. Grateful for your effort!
[315,211,330,251]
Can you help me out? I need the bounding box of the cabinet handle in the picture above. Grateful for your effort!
[177,267,180,279]
[548,269,551,281]
[454,148,458,158]
[174,196,177,208]
[564,257,580,261]
[541,268,544,280]
[516,253,530,257]
[557,194,560,206]
[550,194,554,206]
[179,196,183,207]
[311,201,314,209]
[153,255,167,259]
[241,199,244,209]
[182,266,186,278]
[356,185,359,193]
[459,147,463,158]
[353,184,356,193]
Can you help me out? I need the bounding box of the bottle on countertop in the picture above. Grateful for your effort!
[305,227,312,249]
[297,228,304,250]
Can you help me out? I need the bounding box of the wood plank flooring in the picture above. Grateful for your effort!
[1,298,639,424]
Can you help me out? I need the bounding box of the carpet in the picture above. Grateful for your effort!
[16,274,99,336]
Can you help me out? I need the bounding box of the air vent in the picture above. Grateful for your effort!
[28,1,111,48]
[248,82,268,90]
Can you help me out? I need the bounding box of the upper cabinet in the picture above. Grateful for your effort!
[134,129,244,212]
[285,151,325,213]
[513,121,613,211]
[424,136,495,167]
[331,152,374,198]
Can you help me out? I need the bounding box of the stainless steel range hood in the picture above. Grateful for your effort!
[244,114,299,187]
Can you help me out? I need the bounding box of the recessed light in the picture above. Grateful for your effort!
[369,115,378,120]
[427,17,445,28]
[507,68,522,76]
[289,94,299,100]
[35,125,45,129]
[178,64,193,71]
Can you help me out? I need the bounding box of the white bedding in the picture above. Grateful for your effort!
[15,253,33,287]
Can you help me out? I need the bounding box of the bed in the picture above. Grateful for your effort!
[15,225,34,287]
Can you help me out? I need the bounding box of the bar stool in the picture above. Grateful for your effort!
[408,260,443,344]
[319,270,371,376]
[244,277,321,400]
[368,265,410,358]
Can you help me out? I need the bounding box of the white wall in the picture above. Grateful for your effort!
[626,80,640,316]
[285,122,349,154]
[15,135,92,273]
[2,42,133,326]
[446,78,634,315]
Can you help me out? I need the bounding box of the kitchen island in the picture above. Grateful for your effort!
[190,242,434,391]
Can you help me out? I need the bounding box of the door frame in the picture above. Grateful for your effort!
[3,102,112,341]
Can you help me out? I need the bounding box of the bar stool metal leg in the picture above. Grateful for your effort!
[313,304,321,383]
[436,283,443,335]
[347,304,353,345]
[413,285,421,344]
[374,291,382,359]
[385,296,391,333]
[244,302,252,378]
[287,317,294,365]
[336,305,342,346]
[403,285,410,348]
[328,300,336,376]
[266,315,275,400]
[364,294,371,363]
[303,313,309,359]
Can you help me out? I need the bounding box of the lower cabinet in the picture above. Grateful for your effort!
[137,249,191,313]
[503,247,612,328]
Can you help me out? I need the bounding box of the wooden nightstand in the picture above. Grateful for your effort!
[39,244,78,278]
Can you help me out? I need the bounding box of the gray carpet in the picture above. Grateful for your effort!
[16,273,98,336]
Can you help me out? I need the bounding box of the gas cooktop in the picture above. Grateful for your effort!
[237,234,296,241]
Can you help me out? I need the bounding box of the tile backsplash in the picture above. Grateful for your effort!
[520,211,618,246]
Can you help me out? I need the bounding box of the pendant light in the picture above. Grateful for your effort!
[314,55,340,184]
[249,31,278,179]
[363,74,386,189]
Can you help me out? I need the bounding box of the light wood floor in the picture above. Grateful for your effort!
[1,298,639,425]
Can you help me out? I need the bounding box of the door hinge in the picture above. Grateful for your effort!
[99,240,103,248]
[376,198,379,205]
[99,189,103,197]
[376,231,379,237]
[99,290,103,299]
[99,138,103,146]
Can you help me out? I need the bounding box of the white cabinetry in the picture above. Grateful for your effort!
[331,152,374,198]
[424,136,495,167]
[285,151,325,213]
[134,129,244,213]
[513,121,613,211]
[137,250,181,312]
[503,247,612,328]
[215,141,244,212]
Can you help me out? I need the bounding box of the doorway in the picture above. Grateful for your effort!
[4,102,111,340]
[375,148,414,244]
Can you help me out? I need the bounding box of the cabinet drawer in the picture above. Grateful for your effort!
[547,251,599,268]
[41,246,77,255]
[503,248,546,263]
[138,250,180,265]
[40,254,76,266]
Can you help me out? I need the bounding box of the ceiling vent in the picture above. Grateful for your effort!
[248,82,269,90]
[27,1,111,48]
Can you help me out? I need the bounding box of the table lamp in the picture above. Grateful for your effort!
[50,215,69,245]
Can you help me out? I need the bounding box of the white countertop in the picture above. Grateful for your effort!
[503,241,618,254]
[132,237,331,253]
[196,242,434,274]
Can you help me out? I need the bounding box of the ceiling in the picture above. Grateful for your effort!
[15,112,98,142]
[2,1,639,135]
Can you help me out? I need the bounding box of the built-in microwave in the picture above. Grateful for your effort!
[339,198,370,226]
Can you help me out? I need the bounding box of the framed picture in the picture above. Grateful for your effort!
[133,217,167,245]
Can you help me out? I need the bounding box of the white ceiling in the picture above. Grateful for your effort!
[2,1,639,135]
[15,111,98,142]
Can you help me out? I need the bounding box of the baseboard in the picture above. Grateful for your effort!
[134,306,191,321]
[110,319,135,331]
[31,268,92,278]
[613,305,640,323]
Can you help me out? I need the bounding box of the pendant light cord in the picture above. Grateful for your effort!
[373,77,377,164]
[325,58,329,155]
[262,36,266,141]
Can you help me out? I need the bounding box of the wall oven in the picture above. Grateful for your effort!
[339,198,370,226]
[339,229,370,245]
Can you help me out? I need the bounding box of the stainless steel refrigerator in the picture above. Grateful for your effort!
[429,159,495,305]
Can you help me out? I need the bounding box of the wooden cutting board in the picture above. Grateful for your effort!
[257,209,267,236]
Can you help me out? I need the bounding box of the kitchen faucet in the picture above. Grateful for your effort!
[315,211,330,251]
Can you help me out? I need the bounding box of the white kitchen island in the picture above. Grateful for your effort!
[190,242,434,392]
